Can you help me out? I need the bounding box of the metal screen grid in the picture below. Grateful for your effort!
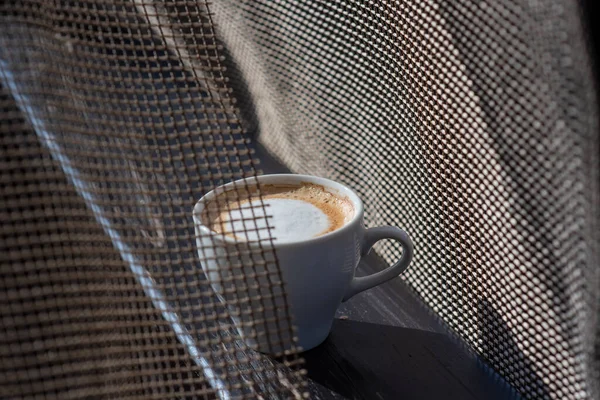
[1,1,305,399]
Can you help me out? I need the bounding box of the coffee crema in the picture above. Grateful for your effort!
[204,183,354,243]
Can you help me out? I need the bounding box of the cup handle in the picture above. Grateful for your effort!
[342,226,413,302]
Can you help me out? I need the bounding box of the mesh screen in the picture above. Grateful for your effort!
[0,1,305,399]
[210,1,600,399]
[2,1,600,400]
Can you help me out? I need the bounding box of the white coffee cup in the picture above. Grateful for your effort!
[193,174,413,354]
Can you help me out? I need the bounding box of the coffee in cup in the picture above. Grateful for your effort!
[194,174,413,353]
[204,183,355,243]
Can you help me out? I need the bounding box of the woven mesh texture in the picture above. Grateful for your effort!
[2,1,600,399]
[0,1,305,398]
[210,1,600,399]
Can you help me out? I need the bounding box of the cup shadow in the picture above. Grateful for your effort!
[302,319,521,400]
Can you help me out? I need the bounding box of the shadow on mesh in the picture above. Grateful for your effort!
[478,299,551,400]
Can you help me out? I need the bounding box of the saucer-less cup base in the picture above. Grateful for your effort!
[193,174,413,354]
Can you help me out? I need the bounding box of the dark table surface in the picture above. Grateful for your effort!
[302,252,520,400]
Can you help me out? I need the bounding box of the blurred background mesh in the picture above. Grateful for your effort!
[1,1,599,400]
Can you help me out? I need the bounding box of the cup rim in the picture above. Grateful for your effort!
[193,174,364,248]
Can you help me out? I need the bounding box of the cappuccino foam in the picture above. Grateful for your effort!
[205,183,354,243]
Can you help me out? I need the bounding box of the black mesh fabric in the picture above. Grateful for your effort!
[211,1,600,399]
[1,1,599,400]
